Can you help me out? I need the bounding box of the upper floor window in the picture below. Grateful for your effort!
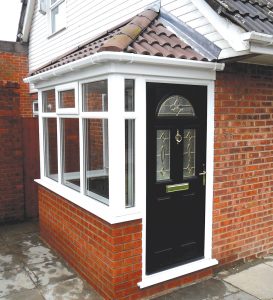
[50,0,66,34]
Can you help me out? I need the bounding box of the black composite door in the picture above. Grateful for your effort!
[146,82,207,274]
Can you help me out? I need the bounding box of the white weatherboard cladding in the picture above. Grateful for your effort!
[28,0,233,72]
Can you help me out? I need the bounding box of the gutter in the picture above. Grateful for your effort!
[24,52,225,84]
[21,0,35,43]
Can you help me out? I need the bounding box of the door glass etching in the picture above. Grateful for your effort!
[183,129,196,178]
[156,130,170,181]
[157,95,195,117]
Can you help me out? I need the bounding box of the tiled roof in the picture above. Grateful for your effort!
[30,9,209,76]
[206,0,273,35]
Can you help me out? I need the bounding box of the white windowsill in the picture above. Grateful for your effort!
[138,258,218,289]
[48,27,66,39]
[35,178,142,224]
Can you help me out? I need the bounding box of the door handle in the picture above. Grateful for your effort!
[199,171,206,186]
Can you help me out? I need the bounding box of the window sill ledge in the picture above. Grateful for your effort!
[47,27,66,39]
[35,178,142,224]
[138,258,218,289]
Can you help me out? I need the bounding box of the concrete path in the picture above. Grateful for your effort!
[155,256,273,300]
[0,221,102,300]
[1,221,273,300]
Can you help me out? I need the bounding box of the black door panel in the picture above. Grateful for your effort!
[146,82,207,275]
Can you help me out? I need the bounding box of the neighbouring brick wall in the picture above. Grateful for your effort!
[0,81,24,223]
[39,186,212,300]
[213,63,273,265]
[0,41,40,221]
[0,41,31,117]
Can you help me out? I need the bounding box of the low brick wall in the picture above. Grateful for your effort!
[39,186,212,299]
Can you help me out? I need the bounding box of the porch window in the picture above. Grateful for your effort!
[61,118,80,191]
[50,0,66,34]
[39,77,137,220]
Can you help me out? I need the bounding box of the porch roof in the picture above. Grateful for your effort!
[30,8,214,76]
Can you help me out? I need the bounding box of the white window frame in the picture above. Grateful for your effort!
[37,75,140,223]
[56,82,79,114]
[49,0,66,36]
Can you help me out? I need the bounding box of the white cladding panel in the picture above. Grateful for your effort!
[28,0,230,72]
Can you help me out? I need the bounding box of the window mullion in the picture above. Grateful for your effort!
[108,75,125,214]
[57,116,62,184]
[134,77,146,213]
[39,91,45,179]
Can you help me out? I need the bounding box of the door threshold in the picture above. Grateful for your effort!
[138,258,218,289]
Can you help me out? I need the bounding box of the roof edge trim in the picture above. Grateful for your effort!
[21,0,35,43]
[24,52,225,84]
[159,8,221,60]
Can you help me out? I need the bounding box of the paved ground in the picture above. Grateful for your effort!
[0,221,102,300]
[0,221,273,300]
[154,256,273,300]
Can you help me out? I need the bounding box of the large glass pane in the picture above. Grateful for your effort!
[83,80,108,112]
[125,120,135,207]
[85,119,109,204]
[59,89,75,109]
[183,129,196,178]
[158,95,195,117]
[44,118,58,181]
[62,118,80,191]
[125,79,134,111]
[51,1,65,33]
[156,129,170,181]
[42,89,55,112]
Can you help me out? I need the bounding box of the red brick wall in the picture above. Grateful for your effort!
[0,42,40,221]
[0,81,24,223]
[213,63,273,265]
[0,42,30,117]
[39,186,212,299]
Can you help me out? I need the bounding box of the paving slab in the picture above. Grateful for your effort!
[154,278,239,300]
[21,245,59,265]
[6,233,43,253]
[264,255,273,268]
[0,250,23,272]
[39,277,102,300]
[0,289,44,300]
[0,268,35,298]
[223,291,258,300]
[26,260,76,286]
[223,263,273,300]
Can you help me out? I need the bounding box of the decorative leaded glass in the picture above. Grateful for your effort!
[183,129,196,178]
[158,95,195,117]
[156,130,170,181]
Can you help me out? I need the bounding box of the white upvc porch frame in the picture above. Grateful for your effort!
[26,53,223,288]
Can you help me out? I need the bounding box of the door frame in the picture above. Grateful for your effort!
[138,76,218,288]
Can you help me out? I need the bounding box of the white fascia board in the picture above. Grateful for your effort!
[241,31,273,56]
[191,0,249,52]
[241,31,273,44]
[22,0,35,43]
[24,52,225,85]
[249,43,273,56]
